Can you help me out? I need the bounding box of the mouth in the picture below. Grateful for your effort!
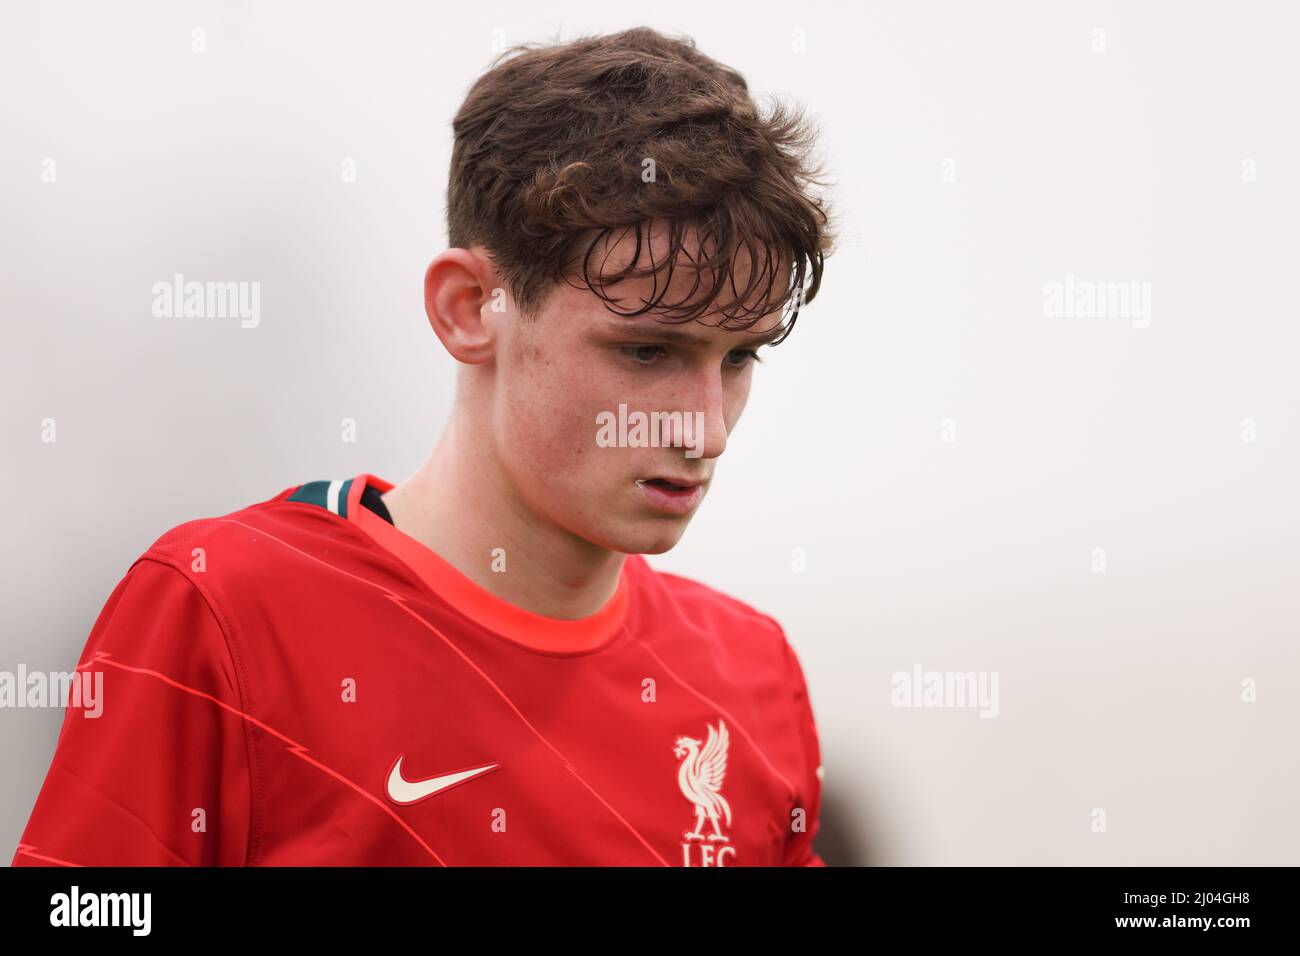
[640,477,702,493]
[636,476,707,515]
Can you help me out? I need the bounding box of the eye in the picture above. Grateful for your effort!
[724,348,763,369]
[620,345,668,366]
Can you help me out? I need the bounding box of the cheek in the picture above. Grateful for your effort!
[500,351,615,484]
[724,371,755,430]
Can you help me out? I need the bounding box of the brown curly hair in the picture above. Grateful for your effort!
[446,26,836,344]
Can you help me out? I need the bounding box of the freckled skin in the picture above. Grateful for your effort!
[385,225,791,618]
[487,230,784,556]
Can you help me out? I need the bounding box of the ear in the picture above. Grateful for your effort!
[423,247,504,364]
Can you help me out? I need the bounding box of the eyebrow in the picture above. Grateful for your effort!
[600,319,787,348]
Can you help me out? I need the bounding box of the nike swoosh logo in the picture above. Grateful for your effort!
[386,754,500,806]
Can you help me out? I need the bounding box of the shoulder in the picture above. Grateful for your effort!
[134,478,362,593]
[650,564,784,629]
[632,556,793,657]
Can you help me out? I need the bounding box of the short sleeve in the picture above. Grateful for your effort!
[778,635,826,867]
[10,557,252,867]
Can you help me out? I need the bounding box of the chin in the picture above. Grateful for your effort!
[620,521,692,555]
[581,519,690,556]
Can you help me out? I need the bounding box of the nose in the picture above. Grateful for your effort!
[676,366,729,463]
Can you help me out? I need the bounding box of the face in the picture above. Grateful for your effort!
[486,230,789,556]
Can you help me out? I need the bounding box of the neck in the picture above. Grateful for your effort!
[381,413,626,619]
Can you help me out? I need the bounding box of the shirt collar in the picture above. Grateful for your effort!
[345,473,631,655]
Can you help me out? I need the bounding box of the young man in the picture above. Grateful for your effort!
[12,26,834,867]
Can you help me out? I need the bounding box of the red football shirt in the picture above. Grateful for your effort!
[12,473,825,866]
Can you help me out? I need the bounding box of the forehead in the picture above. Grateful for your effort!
[558,220,793,340]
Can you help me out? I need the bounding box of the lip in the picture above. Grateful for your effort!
[646,475,705,489]
[636,477,707,516]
